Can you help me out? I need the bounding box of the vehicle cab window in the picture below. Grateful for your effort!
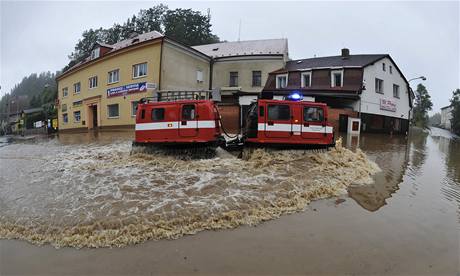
[182,105,196,120]
[268,104,290,121]
[304,107,324,122]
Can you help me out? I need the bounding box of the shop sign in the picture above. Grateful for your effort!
[380,99,396,112]
[107,82,147,98]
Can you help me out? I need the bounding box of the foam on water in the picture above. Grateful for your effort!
[0,138,380,248]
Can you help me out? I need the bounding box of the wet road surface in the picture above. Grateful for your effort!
[1,127,459,275]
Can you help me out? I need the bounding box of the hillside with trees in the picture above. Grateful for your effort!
[450,88,460,135]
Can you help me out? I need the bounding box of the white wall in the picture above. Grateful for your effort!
[358,57,411,120]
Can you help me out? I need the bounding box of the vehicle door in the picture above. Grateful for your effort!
[179,104,198,137]
[301,105,326,139]
[264,103,292,138]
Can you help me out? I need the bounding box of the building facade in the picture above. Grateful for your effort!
[263,49,413,134]
[193,39,289,132]
[56,31,210,131]
[441,105,453,130]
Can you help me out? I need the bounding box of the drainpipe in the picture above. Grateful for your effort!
[209,58,214,90]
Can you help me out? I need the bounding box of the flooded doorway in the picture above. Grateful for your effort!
[91,105,98,128]
[339,114,348,132]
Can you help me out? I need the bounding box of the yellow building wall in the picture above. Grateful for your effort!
[160,41,210,91]
[212,58,285,93]
[57,42,162,130]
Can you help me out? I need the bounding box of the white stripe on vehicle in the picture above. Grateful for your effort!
[258,123,333,134]
[136,120,216,131]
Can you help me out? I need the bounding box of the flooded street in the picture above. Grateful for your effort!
[1,128,459,275]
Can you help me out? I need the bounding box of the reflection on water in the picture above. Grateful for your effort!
[347,127,460,215]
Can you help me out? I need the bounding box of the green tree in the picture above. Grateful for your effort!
[412,84,433,128]
[428,112,441,126]
[450,88,460,135]
[162,8,220,46]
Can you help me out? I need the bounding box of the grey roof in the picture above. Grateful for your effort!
[193,38,288,58]
[110,31,163,50]
[285,54,388,71]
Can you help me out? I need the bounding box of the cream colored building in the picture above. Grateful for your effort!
[57,31,210,131]
[57,32,289,132]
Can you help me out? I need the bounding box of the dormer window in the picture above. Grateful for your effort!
[331,70,343,87]
[301,72,312,87]
[276,74,288,89]
[91,47,100,60]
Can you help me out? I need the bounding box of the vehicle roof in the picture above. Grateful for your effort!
[259,99,327,106]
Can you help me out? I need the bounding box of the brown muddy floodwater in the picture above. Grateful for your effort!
[0,127,459,275]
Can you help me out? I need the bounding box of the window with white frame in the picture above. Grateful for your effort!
[301,72,312,87]
[276,74,288,88]
[393,84,400,98]
[196,70,203,83]
[331,70,343,87]
[91,47,100,60]
[89,76,98,89]
[73,111,81,122]
[62,113,68,124]
[73,82,81,94]
[252,71,262,87]
[62,87,68,97]
[133,62,147,78]
[108,69,119,84]
[108,104,119,118]
[375,78,384,94]
[131,101,139,117]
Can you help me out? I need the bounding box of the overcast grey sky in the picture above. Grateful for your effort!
[1,1,459,113]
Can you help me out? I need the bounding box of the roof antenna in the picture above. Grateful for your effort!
[238,19,241,42]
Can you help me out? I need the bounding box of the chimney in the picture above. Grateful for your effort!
[341,48,350,59]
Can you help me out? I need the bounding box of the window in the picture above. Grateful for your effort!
[331,71,342,87]
[182,105,196,120]
[107,104,119,118]
[229,72,238,87]
[259,106,265,117]
[301,72,311,87]
[62,104,67,112]
[91,47,100,60]
[196,70,203,83]
[73,82,81,94]
[375,78,384,94]
[89,76,98,89]
[382,63,386,71]
[133,62,147,78]
[62,113,68,124]
[276,74,288,88]
[304,107,324,122]
[131,101,139,117]
[73,111,81,122]
[393,84,400,98]
[389,65,393,74]
[152,108,165,121]
[62,87,68,97]
[252,71,262,87]
[108,69,119,84]
[73,100,82,107]
[268,105,290,121]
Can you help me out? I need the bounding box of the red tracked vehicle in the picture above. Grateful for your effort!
[239,92,335,149]
[132,91,225,158]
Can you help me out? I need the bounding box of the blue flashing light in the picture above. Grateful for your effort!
[287,91,303,101]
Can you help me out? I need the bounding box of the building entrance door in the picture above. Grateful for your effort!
[91,105,98,128]
[339,114,348,132]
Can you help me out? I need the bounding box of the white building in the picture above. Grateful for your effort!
[441,105,453,130]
